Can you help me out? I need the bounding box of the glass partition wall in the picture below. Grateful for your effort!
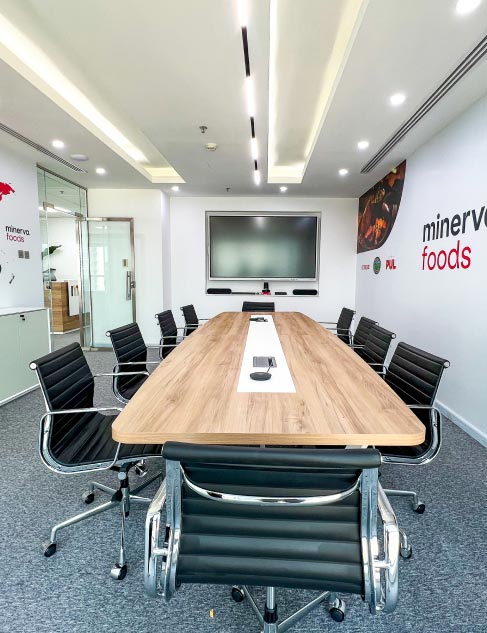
[38,167,136,350]
[38,167,89,350]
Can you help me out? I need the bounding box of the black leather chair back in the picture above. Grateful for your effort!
[155,310,178,359]
[163,442,381,594]
[386,342,449,407]
[385,342,449,443]
[336,307,355,343]
[107,323,147,396]
[360,324,395,369]
[30,343,95,459]
[32,342,94,412]
[353,316,378,346]
[242,301,275,312]
[181,304,199,335]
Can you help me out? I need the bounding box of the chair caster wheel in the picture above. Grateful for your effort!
[110,564,127,580]
[328,598,346,622]
[42,541,57,557]
[400,545,412,559]
[81,491,95,504]
[231,586,246,603]
[414,502,425,514]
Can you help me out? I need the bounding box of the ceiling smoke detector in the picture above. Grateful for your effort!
[205,142,218,151]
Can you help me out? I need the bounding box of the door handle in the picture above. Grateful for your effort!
[126,271,135,300]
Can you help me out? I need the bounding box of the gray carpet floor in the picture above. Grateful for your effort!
[0,349,486,633]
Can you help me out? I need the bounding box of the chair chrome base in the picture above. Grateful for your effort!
[383,488,425,514]
[232,586,344,632]
[42,468,162,579]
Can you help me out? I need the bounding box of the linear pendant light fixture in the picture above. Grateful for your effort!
[238,0,261,186]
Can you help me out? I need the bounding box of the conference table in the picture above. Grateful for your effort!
[112,312,424,447]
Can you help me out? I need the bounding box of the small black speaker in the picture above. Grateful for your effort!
[207,288,232,294]
[293,289,318,296]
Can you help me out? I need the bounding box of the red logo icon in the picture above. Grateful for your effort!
[0,182,15,202]
[385,258,397,270]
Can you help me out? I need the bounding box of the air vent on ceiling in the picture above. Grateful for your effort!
[361,35,487,174]
[0,121,88,173]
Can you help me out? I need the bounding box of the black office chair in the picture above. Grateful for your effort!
[145,443,400,631]
[320,307,355,343]
[30,343,163,579]
[354,324,396,373]
[155,310,187,359]
[349,316,378,347]
[106,322,161,403]
[379,342,450,522]
[242,301,275,312]
[180,304,209,336]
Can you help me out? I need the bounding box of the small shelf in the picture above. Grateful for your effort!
[205,291,319,297]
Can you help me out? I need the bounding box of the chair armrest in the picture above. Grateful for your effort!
[42,406,123,417]
[113,361,159,369]
[318,321,337,325]
[181,466,360,507]
[374,484,399,613]
[94,371,149,378]
[408,404,435,410]
[367,363,387,376]
[144,479,167,597]
[350,344,365,349]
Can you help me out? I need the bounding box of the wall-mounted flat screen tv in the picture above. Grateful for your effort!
[207,212,320,280]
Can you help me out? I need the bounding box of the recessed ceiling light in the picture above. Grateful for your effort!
[279,186,288,193]
[357,140,369,150]
[389,93,406,106]
[51,139,64,149]
[171,185,180,192]
[95,167,106,175]
[338,168,349,176]
[254,170,261,186]
[70,153,89,161]
[456,0,482,15]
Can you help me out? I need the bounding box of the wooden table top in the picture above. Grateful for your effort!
[112,312,425,446]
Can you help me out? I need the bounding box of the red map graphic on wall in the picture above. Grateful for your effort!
[357,161,406,253]
[0,182,15,202]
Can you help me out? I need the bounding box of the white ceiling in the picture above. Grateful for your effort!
[0,0,486,197]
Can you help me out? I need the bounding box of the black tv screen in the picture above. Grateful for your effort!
[207,214,319,280]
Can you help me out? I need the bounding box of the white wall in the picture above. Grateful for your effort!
[43,217,79,281]
[356,95,487,446]
[170,197,357,325]
[0,144,43,308]
[88,189,167,343]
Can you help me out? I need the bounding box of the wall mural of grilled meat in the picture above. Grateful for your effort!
[357,161,406,253]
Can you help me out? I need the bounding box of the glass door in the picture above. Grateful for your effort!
[79,218,136,348]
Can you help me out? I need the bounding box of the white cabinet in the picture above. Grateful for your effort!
[0,308,50,405]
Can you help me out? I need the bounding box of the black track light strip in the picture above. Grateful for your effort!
[241,26,259,179]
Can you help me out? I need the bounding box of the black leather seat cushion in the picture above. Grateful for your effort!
[175,463,364,594]
[50,410,161,466]
[117,373,148,400]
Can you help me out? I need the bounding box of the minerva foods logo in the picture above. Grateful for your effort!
[373,256,381,274]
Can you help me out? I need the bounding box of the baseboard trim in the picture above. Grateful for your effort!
[436,399,487,448]
[0,384,39,407]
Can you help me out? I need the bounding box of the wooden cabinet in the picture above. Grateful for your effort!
[0,308,50,405]
[49,282,80,333]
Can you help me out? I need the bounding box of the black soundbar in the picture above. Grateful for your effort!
[292,289,318,296]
